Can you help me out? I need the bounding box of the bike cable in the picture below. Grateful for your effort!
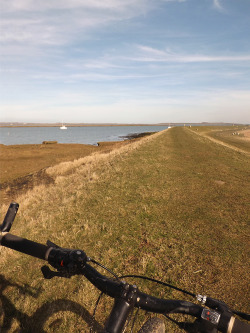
[119,275,250,321]
[119,274,196,298]
[89,258,121,281]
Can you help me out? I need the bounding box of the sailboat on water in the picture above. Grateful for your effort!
[60,123,67,130]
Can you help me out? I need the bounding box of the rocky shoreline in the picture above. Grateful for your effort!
[119,132,156,140]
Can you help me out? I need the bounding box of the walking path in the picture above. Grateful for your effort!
[190,128,250,155]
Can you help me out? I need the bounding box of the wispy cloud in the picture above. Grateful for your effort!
[0,0,135,46]
[31,71,172,83]
[0,0,190,46]
[130,45,250,63]
[159,0,186,2]
[0,0,153,45]
[2,0,186,12]
[1,0,145,13]
[213,0,224,12]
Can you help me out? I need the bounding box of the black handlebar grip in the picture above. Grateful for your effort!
[0,203,19,232]
[0,233,50,260]
[229,317,250,333]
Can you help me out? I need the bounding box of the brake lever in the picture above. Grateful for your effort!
[41,265,72,279]
[46,240,60,248]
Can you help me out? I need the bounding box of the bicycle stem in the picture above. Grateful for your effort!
[103,283,138,333]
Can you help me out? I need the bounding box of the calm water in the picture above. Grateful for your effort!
[0,125,170,145]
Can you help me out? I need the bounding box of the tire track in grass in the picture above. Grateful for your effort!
[189,128,250,155]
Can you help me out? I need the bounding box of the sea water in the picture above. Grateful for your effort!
[0,125,170,145]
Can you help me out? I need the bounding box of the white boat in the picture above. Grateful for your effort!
[60,124,67,130]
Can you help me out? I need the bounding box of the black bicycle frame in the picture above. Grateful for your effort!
[103,297,135,333]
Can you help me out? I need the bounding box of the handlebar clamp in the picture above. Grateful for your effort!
[120,282,138,304]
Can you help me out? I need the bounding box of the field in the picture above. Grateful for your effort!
[0,126,249,332]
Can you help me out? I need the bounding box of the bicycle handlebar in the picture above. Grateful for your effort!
[76,260,203,317]
[0,233,202,316]
[0,231,249,333]
[0,203,19,232]
[0,233,50,260]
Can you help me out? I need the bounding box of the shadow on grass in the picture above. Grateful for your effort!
[0,274,102,332]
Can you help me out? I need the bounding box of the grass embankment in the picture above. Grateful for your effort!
[0,140,130,204]
[0,127,249,332]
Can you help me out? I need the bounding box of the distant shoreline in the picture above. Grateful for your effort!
[0,123,162,128]
[0,122,243,128]
[0,123,157,128]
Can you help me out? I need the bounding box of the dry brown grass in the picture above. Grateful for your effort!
[0,137,155,205]
[0,143,99,183]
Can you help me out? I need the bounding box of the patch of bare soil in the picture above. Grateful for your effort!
[0,169,55,204]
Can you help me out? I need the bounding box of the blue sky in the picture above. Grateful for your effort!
[1,0,250,124]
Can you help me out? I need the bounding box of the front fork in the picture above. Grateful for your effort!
[103,283,138,333]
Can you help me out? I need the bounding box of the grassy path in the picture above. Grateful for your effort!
[0,127,249,332]
[189,125,250,154]
[199,132,250,154]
